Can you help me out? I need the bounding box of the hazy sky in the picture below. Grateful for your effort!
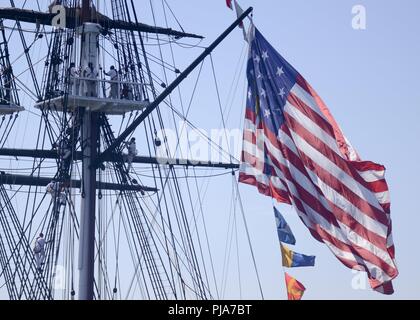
[165,0,420,300]
[1,0,419,300]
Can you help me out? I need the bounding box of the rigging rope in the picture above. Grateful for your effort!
[209,51,264,299]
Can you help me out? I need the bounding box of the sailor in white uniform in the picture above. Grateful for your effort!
[46,181,66,212]
[83,62,98,97]
[33,233,47,271]
[68,62,79,95]
[123,137,138,172]
[104,66,119,99]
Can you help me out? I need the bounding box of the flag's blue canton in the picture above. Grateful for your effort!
[246,29,299,134]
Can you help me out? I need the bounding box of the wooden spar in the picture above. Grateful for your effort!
[0,148,240,169]
[0,173,157,192]
[0,8,203,39]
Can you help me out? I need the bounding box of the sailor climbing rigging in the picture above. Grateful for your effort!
[46,181,66,212]
[59,137,72,175]
[123,137,138,172]
[33,233,47,272]
[59,138,72,161]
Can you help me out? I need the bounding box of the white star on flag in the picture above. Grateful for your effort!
[279,87,286,98]
[262,51,269,60]
[248,89,252,100]
[276,66,284,77]
[264,109,271,118]
[254,55,261,64]
[260,88,266,98]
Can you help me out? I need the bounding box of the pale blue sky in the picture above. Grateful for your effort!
[164,0,420,300]
[1,0,419,300]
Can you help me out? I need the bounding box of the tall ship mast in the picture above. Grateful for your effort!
[0,0,254,300]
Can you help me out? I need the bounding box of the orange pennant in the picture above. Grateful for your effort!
[285,272,306,300]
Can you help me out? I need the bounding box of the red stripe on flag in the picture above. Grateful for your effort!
[263,140,389,252]
[239,172,291,204]
[245,107,257,123]
[283,112,390,225]
[295,74,359,161]
[289,193,397,279]
[287,92,337,139]
[351,161,386,172]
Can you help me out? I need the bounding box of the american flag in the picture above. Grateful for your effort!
[239,27,398,294]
